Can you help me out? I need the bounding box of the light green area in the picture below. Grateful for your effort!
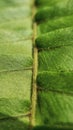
[0,40,32,71]
[0,18,32,40]
[0,18,32,30]
[0,0,32,8]
[0,2,32,130]
[36,91,73,126]
[0,1,33,72]
[0,40,32,56]
[0,70,32,118]
[0,6,31,23]
[36,27,73,49]
[0,116,29,130]
[0,29,32,43]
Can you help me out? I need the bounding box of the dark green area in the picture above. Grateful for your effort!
[33,126,73,130]
[0,113,29,130]
[35,0,72,7]
[36,91,73,126]
[37,71,73,92]
[35,6,73,22]
[36,0,73,129]
[38,46,73,72]
[38,15,73,34]
[36,27,73,49]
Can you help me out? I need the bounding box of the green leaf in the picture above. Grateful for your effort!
[35,5,73,22]
[35,0,72,7]
[0,0,32,129]
[0,116,29,130]
[33,126,73,130]
[0,18,32,30]
[36,27,73,49]
[0,0,32,8]
[0,6,31,23]
[0,40,32,71]
[38,15,73,34]
[38,45,73,72]
[37,71,73,92]
[35,0,73,129]
[0,70,32,118]
[35,91,73,127]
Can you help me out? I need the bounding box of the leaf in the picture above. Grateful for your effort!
[0,18,32,30]
[35,2,73,22]
[37,45,73,93]
[0,116,29,130]
[0,6,31,23]
[0,70,32,118]
[33,126,73,130]
[35,91,73,128]
[36,0,73,129]
[36,27,73,49]
[0,0,32,128]
[37,71,73,92]
[37,15,73,34]
[38,45,73,72]
[35,0,72,7]
[0,0,32,8]
[0,40,32,71]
